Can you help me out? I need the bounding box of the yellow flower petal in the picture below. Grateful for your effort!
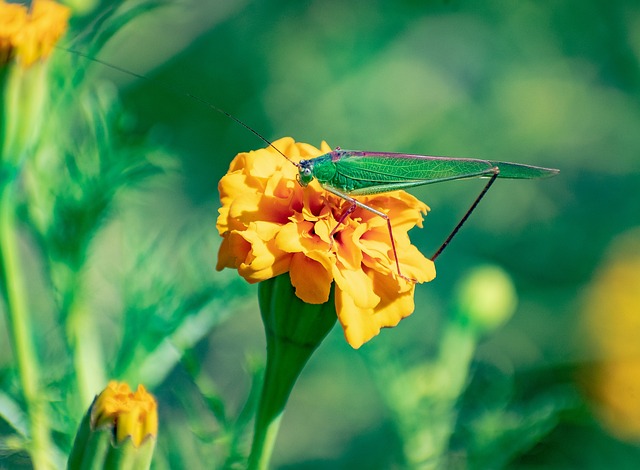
[290,253,333,304]
[332,267,380,310]
[335,287,379,349]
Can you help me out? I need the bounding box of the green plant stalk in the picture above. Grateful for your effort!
[391,320,477,470]
[0,182,53,469]
[413,321,476,468]
[68,296,107,409]
[246,342,296,470]
[248,275,336,470]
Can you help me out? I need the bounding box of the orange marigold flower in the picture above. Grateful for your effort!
[216,137,436,348]
[0,0,70,67]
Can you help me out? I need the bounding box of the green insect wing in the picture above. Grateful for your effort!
[309,150,558,196]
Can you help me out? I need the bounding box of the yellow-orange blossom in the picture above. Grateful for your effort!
[93,381,158,447]
[216,138,436,348]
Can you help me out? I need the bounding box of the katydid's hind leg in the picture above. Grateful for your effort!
[323,186,415,283]
[430,168,500,262]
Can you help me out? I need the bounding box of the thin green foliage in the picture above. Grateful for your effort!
[0,3,257,468]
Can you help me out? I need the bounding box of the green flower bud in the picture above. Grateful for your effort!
[454,265,517,334]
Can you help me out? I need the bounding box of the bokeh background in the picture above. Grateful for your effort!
[3,0,640,468]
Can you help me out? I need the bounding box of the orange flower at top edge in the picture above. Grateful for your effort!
[0,0,70,67]
[216,138,436,348]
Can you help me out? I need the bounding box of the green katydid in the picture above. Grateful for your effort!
[290,148,558,280]
[68,49,559,279]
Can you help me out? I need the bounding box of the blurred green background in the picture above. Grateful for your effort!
[5,0,640,468]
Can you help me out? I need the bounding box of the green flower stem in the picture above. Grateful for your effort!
[405,322,477,469]
[247,339,298,470]
[61,272,107,410]
[248,275,337,470]
[67,294,107,409]
[0,182,53,470]
[1,62,53,469]
[1,63,47,164]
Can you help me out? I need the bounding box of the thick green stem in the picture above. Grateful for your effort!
[248,275,336,469]
[247,335,305,469]
[0,183,53,469]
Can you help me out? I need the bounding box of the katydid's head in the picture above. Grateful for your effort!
[297,160,314,187]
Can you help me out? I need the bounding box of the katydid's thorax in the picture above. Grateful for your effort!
[298,148,361,191]
[298,150,339,187]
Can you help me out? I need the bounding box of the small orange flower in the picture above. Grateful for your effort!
[92,381,158,447]
[217,138,436,348]
[0,0,70,67]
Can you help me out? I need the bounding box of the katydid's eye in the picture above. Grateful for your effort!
[302,168,312,177]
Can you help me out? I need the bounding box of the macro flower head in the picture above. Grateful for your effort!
[217,138,436,348]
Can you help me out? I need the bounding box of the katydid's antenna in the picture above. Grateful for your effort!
[59,46,300,167]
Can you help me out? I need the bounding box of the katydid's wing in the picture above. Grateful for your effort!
[487,160,560,179]
[331,151,558,196]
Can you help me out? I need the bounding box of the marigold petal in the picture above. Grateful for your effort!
[275,221,312,253]
[335,287,379,349]
[290,253,333,304]
[332,267,379,310]
[250,151,284,179]
[397,245,436,284]
[216,232,250,270]
[218,229,290,282]
[335,270,418,348]
[239,240,290,283]
[218,171,252,202]
[369,269,417,326]
[334,224,366,271]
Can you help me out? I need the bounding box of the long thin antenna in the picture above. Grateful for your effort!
[430,170,499,261]
[59,46,299,167]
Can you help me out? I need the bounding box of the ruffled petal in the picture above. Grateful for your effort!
[335,286,378,349]
[290,253,333,304]
[332,266,379,310]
